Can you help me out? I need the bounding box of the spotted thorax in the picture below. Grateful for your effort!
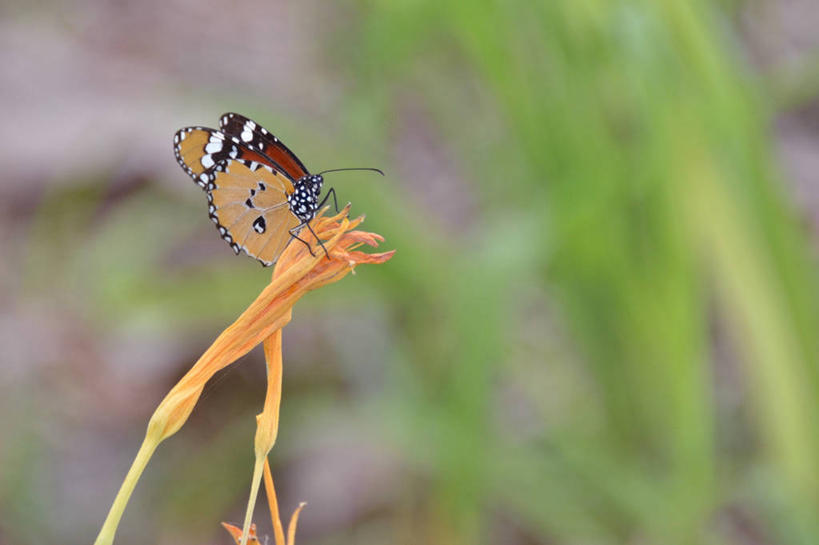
[288,174,324,222]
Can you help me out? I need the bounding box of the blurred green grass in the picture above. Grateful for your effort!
[5,1,819,544]
[341,1,819,544]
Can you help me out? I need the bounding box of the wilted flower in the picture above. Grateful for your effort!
[222,459,307,545]
[94,206,393,545]
[222,523,263,545]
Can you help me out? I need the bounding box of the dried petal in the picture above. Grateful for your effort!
[222,522,262,545]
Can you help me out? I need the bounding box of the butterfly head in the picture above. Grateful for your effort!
[307,174,324,194]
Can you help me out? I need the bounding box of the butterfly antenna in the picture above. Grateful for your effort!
[317,167,385,176]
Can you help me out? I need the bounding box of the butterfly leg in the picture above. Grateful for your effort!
[306,221,330,259]
[289,225,317,257]
[317,187,339,213]
[289,222,330,259]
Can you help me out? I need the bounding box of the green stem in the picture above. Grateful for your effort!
[239,457,265,545]
[93,436,159,545]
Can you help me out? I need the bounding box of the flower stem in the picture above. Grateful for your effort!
[241,329,285,545]
[93,435,159,545]
[239,457,265,545]
[264,458,286,545]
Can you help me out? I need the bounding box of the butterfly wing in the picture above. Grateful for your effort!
[207,159,302,266]
[219,113,310,181]
[174,126,283,190]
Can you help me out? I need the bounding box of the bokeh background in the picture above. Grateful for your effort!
[2,1,819,544]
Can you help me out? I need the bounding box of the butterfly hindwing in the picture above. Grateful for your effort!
[220,112,310,181]
[207,159,302,266]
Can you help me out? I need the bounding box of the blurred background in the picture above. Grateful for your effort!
[2,1,819,544]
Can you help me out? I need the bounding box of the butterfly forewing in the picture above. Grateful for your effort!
[220,113,310,181]
[207,159,302,266]
[174,127,284,190]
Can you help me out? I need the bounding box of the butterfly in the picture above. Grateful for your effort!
[173,113,382,266]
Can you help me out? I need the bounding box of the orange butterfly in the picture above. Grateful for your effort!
[174,113,381,266]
